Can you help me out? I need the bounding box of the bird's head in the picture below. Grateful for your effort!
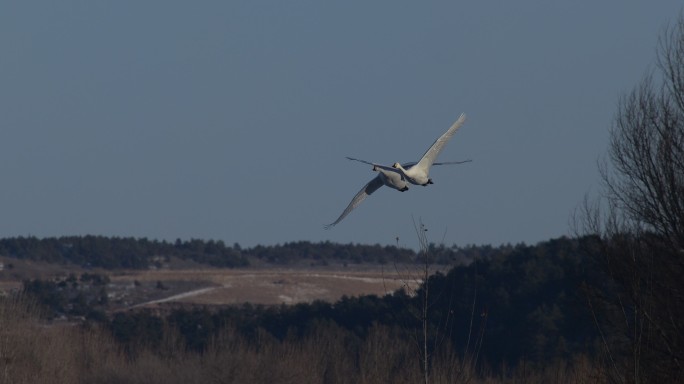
[392,162,401,169]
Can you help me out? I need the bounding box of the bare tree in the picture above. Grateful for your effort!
[387,219,440,384]
[387,219,485,384]
[578,12,684,383]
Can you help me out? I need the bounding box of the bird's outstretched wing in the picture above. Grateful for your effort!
[347,156,472,169]
[415,113,466,171]
[345,156,376,166]
[431,159,472,166]
[324,175,384,229]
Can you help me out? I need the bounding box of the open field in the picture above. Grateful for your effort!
[0,254,428,310]
[108,266,423,309]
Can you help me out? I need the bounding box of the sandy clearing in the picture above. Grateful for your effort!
[113,268,421,307]
[131,287,219,308]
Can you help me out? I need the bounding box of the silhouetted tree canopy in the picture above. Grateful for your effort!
[578,13,684,382]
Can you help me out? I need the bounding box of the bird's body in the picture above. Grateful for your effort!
[376,166,410,192]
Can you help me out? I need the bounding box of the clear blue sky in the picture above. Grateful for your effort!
[1,2,682,249]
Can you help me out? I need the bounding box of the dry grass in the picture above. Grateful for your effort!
[0,281,611,383]
[0,295,611,384]
[0,259,425,309]
[109,267,419,308]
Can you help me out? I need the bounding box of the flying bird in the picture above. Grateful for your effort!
[375,113,467,186]
[325,113,468,228]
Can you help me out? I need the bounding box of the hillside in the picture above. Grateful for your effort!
[3,234,682,381]
[7,235,598,367]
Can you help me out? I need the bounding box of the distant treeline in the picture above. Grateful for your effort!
[95,236,599,368]
[14,235,608,368]
[0,235,496,269]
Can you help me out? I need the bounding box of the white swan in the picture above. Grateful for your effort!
[375,113,467,186]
